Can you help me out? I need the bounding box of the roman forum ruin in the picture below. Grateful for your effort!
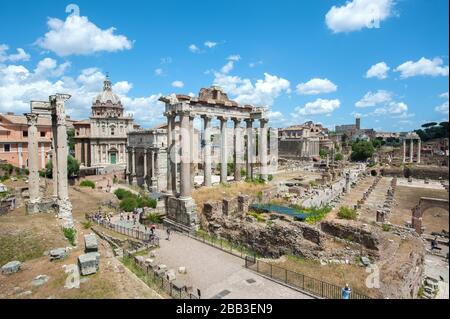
[158,87,270,232]
[25,94,74,228]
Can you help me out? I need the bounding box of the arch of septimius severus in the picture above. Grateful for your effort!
[158,86,271,233]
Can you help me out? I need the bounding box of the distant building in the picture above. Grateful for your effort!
[73,76,136,169]
[336,117,375,140]
[278,121,331,160]
[0,112,53,170]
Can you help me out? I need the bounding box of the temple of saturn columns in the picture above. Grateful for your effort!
[158,86,269,232]
[26,94,74,228]
[402,132,422,164]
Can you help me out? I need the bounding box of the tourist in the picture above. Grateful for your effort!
[341,283,352,299]
[166,227,171,241]
[431,237,441,251]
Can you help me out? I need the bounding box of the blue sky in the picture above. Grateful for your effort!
[0,0,448,131]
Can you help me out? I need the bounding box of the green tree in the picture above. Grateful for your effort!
[67,128,75,154]
[350,141,375,162]
[45,155,80,178]
[319,148,329,159]
[334,153,343,161]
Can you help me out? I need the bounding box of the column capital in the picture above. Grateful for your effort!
[25,113,39,126]
[259,118,269,125]
[201,114,213,121]
[232,117,241,125]
[163,111,174,118]
[218,116,229,122]
[244,118,254,124]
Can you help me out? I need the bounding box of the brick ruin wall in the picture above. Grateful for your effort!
[382,166,449,180]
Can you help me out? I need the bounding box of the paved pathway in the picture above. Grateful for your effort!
[107,214,311,299]
[152,229,312,299]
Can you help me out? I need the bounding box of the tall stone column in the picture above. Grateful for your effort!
[165,112,173,194]
[232,118,241,182]
[417,139,421,164]
[190,115,195,189]
[180,111,191,198]
[409,139,414,163]
[131,147,137,184]
[51,115,58,199]
[150,150,157,192]
[202,115,212,187]
[245,119,254,180]
[403,139,406,163]
[143,149,148,189]
[125,147,130,180]
[53,94,73,228]
[259,119,268,182]
[25,113,40,213]
[219,117,228,184]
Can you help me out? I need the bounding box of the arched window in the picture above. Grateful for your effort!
[111,127,115,136]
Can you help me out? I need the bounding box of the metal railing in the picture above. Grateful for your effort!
[88,215,159,247]
[123,251,199,299]
[245,257,371,299]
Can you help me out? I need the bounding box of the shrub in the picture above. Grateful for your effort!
[63,227,77,246]
[137,196,157,209]
[248,211,266,222]
[114,188,134,200]
[145,213,163,224]
[268,174,274,181]
[382,223,392,232]
[302,205,332,224]
[80,180,95,189]
[120,197,138,212]
[338,206,357,220]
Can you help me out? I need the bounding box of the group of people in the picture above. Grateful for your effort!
[91,211,113,224]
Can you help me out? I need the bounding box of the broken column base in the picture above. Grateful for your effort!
[58,199,74,228]
[164,196,199,234]
[26,198,57,214]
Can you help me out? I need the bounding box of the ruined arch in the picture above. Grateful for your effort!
[412,197,449,234]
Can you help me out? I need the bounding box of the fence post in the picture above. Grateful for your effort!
[256,260,259,273]
[270,264,273,278]
[285,269,288,284]
[321,281,324,298]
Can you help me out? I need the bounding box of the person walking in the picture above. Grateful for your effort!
[166,227,171,241]
[341,283,352,299]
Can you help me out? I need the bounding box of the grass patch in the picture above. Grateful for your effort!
[0,232,49,265]
[80,180,95,189]
[247,210,266,222]
[382,223,392,232]
[63,227,77,246]
[337,206,357,220]
[290,205,332,224]
[196,229,261,258]
[82,221,93,229]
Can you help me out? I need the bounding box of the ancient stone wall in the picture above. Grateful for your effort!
[382,166,449,180]
[320,221,380,252]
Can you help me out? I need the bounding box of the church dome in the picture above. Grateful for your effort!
[93,76,122,106]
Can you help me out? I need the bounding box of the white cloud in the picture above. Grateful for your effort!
[189,44,200,53]
[295,99,341,116]
[0,60,163,128]
[36,14,132,56]
[0,45,31,63]
[204,41,218,48]
[112,81,133,95]
[355,90,392,107]
[395,57,449,78]
[325,0,395,33]
[435,92,449,115]
[213,72,290,107]
[296,78,337,95]
[227,55,241,62]
[249,61,263,68]
[366,62,390,79]
[386,101,408,114]
[154,68,163,76]
[171,80,184,88]
[221,61,235,74]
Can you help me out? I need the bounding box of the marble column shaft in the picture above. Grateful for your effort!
[203,116,212,187]
[233,118,241,182]
[51,115,58,198]
[409,139,414,163]
[403,139,406,163]
[143,149,148,186]
[180,112,191,198]
[220,117,228,183]
[259,119,268,181]
[166,113,173,193]
[417,140,421,164]
[26,113,40,203]
[245,119,254,180]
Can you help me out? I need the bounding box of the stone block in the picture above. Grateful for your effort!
[1,261,21,274]
[84,233,98,253]
[31,275,50,287]
[178,266,187,274]
[78,252,100,276]
[166,269,176,282]
[50,248,67,261]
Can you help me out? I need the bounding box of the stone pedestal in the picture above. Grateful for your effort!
[164,196,198,234]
